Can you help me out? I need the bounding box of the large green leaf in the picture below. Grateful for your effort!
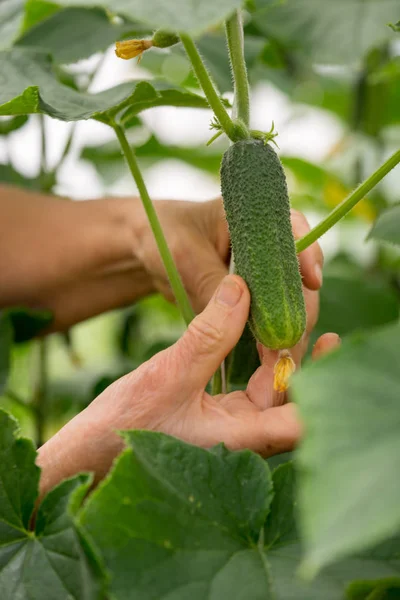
[252,0,399,65]
[80,431,275,600]
[0,48,208,121]
[58,0,244,36]
[16,7,140,65]
[368,204,400,247]
[0,0,24,50]
[80,433,400,599]
[293,321,400,576]
[0,410,101,599]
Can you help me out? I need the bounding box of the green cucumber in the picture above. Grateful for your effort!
[221,139,306,350]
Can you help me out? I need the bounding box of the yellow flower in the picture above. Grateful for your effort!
[273,350,296,393]
[115,39,153,61]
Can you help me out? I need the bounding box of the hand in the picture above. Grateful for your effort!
[38,266,338,499]
[133,197,230,313]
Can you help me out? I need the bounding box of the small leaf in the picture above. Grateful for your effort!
[0,409,102,599]
[293,321,400,575]
[0,115,28,135]
[58,0,245,37]
[368,204,400,247]
[389,21,400,32]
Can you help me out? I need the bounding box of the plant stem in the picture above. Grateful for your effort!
[113,123,195,325]
[296,149,400,253]
[34,339,48,447]
[225,10,250,127]
[180,34,240,142]
[39,114,47,175]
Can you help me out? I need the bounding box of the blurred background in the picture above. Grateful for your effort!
[0,0,399,443]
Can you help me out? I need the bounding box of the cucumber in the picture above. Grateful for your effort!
[221,139,306,350]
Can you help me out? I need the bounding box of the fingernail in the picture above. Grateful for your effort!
[315,264,323,287]
[215,276,242,307]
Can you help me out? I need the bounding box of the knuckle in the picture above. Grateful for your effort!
[196,270,220,303]
[186,316,223,354]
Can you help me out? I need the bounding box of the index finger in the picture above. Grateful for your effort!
[291,209,323,291]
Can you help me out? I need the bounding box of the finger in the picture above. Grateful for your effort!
[312,333,341,360]
[236,403,301,457]
[188,251,229,313]
[172,275,250,390]
[291,209,323,291]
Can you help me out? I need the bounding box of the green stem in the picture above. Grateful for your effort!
[113,123,195,325]
[34,339,48,447]
[225,10,250,126]
[180,34,241,142]
[39,114,47,176]
[296,149,400,253]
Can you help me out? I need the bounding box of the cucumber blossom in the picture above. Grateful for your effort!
[221,139,306,350]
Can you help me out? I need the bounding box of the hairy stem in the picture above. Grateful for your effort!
[113,123,195,325]
[296,149,400,253]
[225,10,250,127]
[180,34,241,142]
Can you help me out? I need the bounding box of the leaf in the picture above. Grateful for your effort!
[266,465,400,600]
[0,314,13,395]
[0,409,102,599]
[368,204,400,247]
[16,7,140,65]
[81,133,223,183]
[58,0,245,37]
[0,49,209,121]
[293,321,400,576]
[80,433,400,599]
[21,0,60,33]
[312,274,399,343]
[252,0,399,65]
[0,0,24,50]
[348,577,400,600]
[80,431,275,599]
[389,21,400,32]
[0,163,55,190]
[0,115,28,135]
[7,307,53,342]
[226,323,260,391]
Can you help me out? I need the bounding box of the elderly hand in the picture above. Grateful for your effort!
[38,236,338,499]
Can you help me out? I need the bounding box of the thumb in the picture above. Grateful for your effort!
[184,249,228,313]
[173,275,250,390]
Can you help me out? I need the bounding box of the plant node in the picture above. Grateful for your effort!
[251,121,279,148]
